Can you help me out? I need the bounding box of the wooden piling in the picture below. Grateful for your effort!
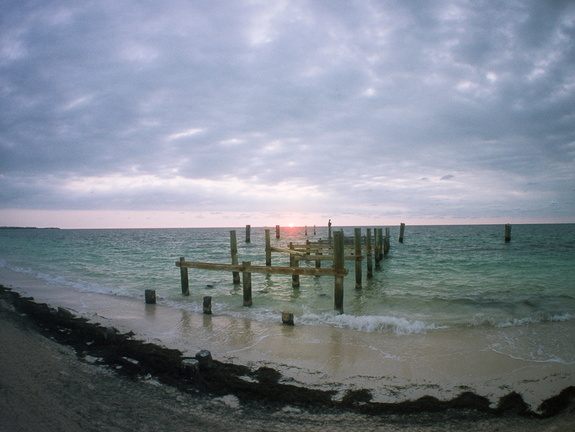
[314,225,316,235]
[505,224,512,243]
[399,223,405,243]
[145,289,156,304]
[315,239,323,270]
[290,243,300,288]
[333,231,345,313]
[242,261,252,306]
[230,231,240,284]
[305,225,308,236]
[265,229,272,266]
[354,228,362,289]
[366,228,373,279]
[245,225,251,243]
[384,227,391,256]
[282,312,294,326]
[328,219,332,242]
[276,225,280,239]
[375,229,383,269]
[203,296,212,314]
[180,257,190,296]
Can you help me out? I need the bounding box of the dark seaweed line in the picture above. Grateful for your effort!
[1,285,573,419]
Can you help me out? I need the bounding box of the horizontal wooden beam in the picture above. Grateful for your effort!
[176,261,348,277]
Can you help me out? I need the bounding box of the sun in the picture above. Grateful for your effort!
[288,223,294,228]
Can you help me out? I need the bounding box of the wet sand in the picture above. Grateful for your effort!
[1,284,575,431]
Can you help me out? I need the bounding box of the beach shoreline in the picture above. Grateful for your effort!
[1,284,575,431]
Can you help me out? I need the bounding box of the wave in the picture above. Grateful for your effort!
[299,312,443,335]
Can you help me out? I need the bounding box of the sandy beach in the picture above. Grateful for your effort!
[1,284,574,432]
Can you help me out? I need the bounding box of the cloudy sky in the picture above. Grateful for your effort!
[1,0,574,228]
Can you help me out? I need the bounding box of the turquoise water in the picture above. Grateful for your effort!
[1,224,574,335]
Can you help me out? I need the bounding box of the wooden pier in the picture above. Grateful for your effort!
[176,225,396,313]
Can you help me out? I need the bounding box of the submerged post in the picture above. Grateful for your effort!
[399,223,406,243]
[265,229,272,266]
[354,228,362,289]
[366,228,373,279]
[505,224,512,242]
[180,257,190,296]
[230,231,240,284]
[203,296,212,314]
[333,231,345,313]
[245,225,251,243]
[242,261,252,306]
[384,227,391,256]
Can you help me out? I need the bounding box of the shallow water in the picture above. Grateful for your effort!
[1,224,574,410]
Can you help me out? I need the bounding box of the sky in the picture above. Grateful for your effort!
[1,0,574,229]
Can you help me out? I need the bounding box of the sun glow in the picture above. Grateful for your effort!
[288,223,294,228]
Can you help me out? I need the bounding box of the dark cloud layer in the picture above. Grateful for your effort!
[1,0,574,227]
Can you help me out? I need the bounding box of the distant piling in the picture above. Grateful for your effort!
[276,225,280,239]
[384,227,391,256]
[245,225,251,243]
[399,223,406,243]
[180,257,190,296]
[505,224,512,243]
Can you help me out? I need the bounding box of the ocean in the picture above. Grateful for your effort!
[1,223,574,409]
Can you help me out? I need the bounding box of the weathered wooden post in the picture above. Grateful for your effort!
[375,228,383,269]
[242,261,252,306]
[276,225,280,239]
[290,242,300,288]
[145,289,156,304]
[328,219,332,242]
[203,296,212,314]
[314,225,316,235]
[333,231,345,313]
[384,227,391,256]
[505,224,512,243]
[282,312,294,326]
[180,257,190,296]
[230,231,240,284]
[245,225,251,243]
[399,223,406,243]
[265,229,272,266]
[366,228,373,279]
[354,228,362,289]
[305,225,308,236]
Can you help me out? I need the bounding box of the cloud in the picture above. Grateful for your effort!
[0,0,574,227]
